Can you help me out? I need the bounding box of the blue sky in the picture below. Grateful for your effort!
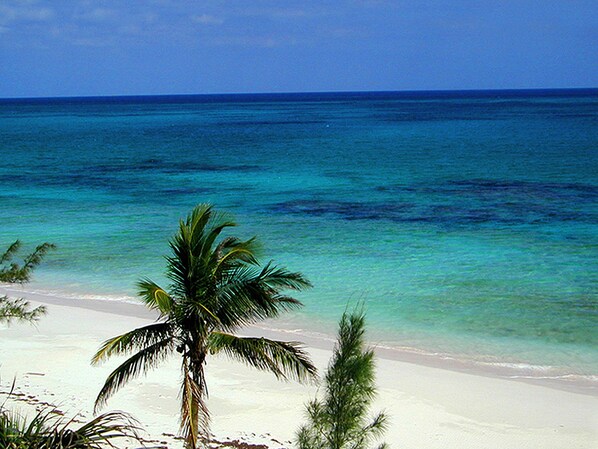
[0,0,596,97]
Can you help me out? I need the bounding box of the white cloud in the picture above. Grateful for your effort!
[232,6,310,20]
[265,8,307,19]
[79,8,116,22]
[209,35,278,48]
[191,14,223,25]
[118,24,142,36]
[49,25,60,37]
[0,3,54,25]
[143,12,158,25]
[72,36,112,47]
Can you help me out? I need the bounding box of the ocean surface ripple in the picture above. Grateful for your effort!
[1,89,597,381]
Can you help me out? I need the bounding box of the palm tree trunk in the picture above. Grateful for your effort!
[182,351,209,449]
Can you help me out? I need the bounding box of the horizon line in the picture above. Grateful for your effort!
[1,86,597,102]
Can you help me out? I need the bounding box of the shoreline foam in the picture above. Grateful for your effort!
[2,284,596,397]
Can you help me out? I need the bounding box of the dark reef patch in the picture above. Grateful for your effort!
[223,119,324,126]
[446,179,598,200]
[86,160,263,175]
[269,178,598,227]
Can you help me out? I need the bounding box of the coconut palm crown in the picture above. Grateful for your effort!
[92,204,317,449]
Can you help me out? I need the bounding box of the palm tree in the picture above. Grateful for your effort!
[296,310,388,449]
[92,204,317,449]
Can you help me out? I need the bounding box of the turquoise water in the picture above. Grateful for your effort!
[1,90,597,381]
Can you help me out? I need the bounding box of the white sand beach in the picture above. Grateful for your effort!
[1,286,597,449]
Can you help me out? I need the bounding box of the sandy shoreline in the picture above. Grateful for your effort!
[3,284,596,397]
[1,287,597,448]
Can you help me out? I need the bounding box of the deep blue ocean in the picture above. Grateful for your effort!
[1,89,597,383]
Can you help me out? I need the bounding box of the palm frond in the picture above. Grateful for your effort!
[1,384,143,449]
[91,322,174,365]
[213,265,308,330]
[199,221,237,262]
[0,405,49,448]
[187,204,213,248]
[166,238,193,295]
[212,238,260,274]
[257,262,313,291]
[189,301,222,328]
[208,332,317,382]
[137,279,174,315]
[44,411,143,449]
[94,338,174,412]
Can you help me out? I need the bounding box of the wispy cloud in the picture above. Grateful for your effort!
[71,36,113,47]
[143,12,158,25]
[0,1,55,25]
[229,6,312,20]
[208,34,279,48]
[77,8,117,22]
[191,14,223,25]
[1,1,330,48]
[118,24,143,36]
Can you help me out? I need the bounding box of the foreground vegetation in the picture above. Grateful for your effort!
[296,310,388,449]
[2,207,390,448]
[0,240,144,448]
[92,204,317,449]
[0,391,142,449]
[0,240,55,325]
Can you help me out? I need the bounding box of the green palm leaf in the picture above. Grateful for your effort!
[213,265,308,330]
[94,338,174,412]
[43,411,142,449]
[137,279,174,315]
[211,238,260,274]
[91,322,174,365]
[1,385,142,449]
[208,332,316,382]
